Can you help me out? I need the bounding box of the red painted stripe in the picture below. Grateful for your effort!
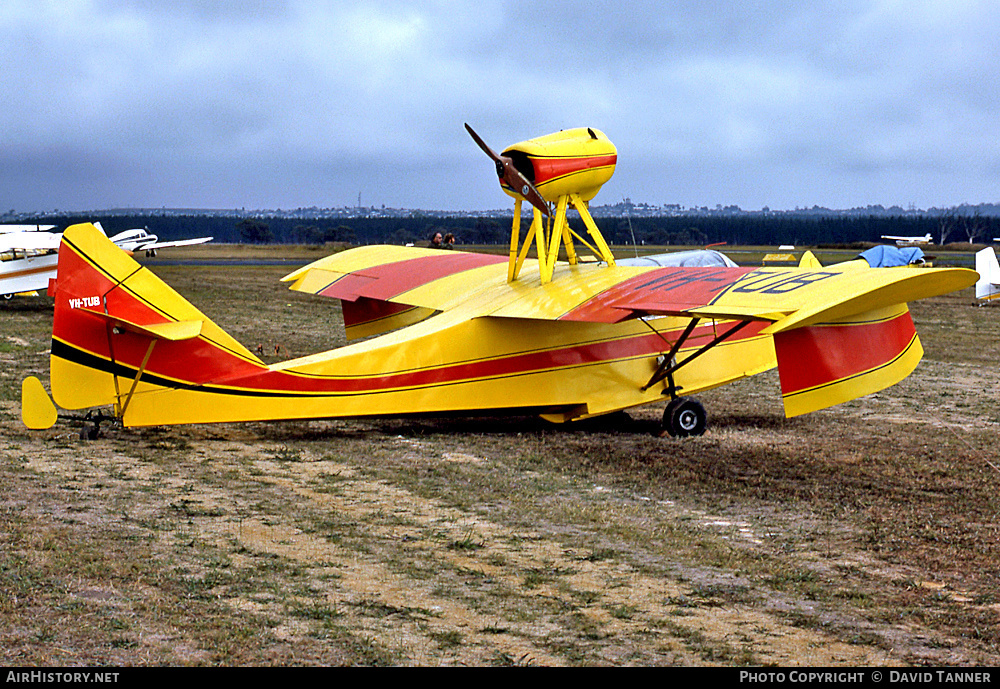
[531,154,618,185]
[216,320,769,394]
[773,312,916,395]
[319,252,506,302]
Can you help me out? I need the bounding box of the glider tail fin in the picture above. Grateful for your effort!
[976,247,1000,301]
[45,223,264,424]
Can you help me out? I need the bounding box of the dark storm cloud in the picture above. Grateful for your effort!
[2,1,999,212]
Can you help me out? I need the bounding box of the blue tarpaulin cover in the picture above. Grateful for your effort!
[858,245,925,267]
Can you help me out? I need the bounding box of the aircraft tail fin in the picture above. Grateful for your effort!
[45,224,264,423]
[797,250,822,268]
[976,247,1000,301]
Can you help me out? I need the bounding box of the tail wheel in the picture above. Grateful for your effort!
[662,397,707,437]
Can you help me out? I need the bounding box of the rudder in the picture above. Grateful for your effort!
[48,224,264,417]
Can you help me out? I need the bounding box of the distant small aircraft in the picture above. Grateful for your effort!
[21,126,978,440]
[1,224,211,299]
[107,227,212,257]
[975,247,1000,302]
[880,233,932,246]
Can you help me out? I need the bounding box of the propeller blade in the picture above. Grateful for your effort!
[465,124,551,217]
[500,161,550,217]
[464,123,501,163]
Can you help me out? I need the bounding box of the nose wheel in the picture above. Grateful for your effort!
[662,397,707,437]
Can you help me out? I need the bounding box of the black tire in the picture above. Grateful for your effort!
[662,397,707,437]
[662,397,684,429]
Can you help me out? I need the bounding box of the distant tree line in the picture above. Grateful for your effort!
[18,211,1000,247]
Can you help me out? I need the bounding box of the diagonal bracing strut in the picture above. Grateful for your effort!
[642,318,752,395]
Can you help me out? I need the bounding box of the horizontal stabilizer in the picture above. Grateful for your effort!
[79,309,204,341]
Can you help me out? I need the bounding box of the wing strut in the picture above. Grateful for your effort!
[642,319,753,396]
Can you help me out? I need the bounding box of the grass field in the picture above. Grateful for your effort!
[1,246,998,666]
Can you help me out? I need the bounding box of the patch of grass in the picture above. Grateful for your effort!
[290,600,344,623]
[3,265,999,666]
[270,445,305,462]
[657,619,758,665]
[446,531,485,552]
[429,629,463,648]
[605,603,638,620]
[491,651,536,666]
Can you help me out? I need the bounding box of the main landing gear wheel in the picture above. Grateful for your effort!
[662,397,707,438]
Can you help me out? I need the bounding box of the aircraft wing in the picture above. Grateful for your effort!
[282,245,507,300]
[284,245,973,328]
[139,236,213,250]
[548,262,974,330]
[0,231,62,252]
[282,245,510,339]
[284,245,976,417]
[0,224,56,233]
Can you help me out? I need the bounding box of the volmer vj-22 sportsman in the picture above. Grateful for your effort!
[22,125,978,437]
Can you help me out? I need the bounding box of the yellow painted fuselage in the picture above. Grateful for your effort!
[45,226,773,427]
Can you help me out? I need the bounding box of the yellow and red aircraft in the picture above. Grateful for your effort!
[21,126,978,438]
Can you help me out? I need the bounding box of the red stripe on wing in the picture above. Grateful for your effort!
[319,252,506,302]
[560,266,757,322]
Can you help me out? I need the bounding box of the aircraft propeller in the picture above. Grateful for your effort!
[465,123,551,217]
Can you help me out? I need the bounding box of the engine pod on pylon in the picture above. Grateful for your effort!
[499,128,617,204]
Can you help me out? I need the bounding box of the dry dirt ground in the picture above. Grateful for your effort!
[1,262,998,666]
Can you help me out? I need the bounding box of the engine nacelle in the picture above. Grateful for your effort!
[499,128,617,204]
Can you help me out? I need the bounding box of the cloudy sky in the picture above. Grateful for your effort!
[2,1,999,213]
